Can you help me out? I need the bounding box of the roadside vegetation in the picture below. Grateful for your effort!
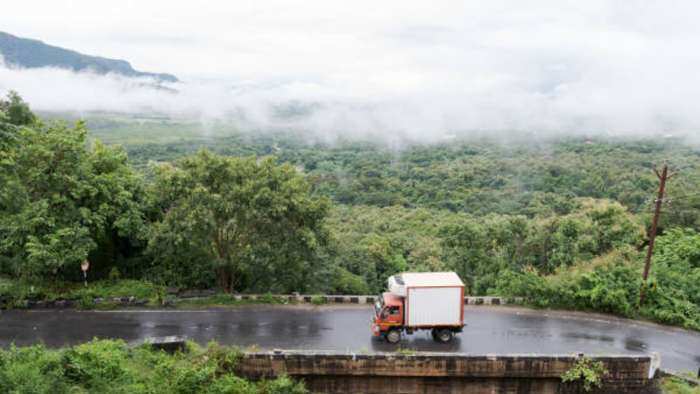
[560,357,608,392]
[661,376,700,394]
[0,278,163,309]
[2,92,700,331]
[0,339,307,394]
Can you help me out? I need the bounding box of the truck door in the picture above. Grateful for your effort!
[386,305,403,325]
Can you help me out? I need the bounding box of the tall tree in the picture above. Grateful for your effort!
[0,91,36,127]
[147,150,329,292]
[0,116,145,280]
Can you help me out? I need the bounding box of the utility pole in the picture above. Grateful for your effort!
[639,164,674,306]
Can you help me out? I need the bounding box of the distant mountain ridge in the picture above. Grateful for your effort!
[0,31,178,82]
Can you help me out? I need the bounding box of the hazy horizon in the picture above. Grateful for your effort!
[2,1,700,142]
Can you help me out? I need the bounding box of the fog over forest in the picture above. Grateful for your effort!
[2,1,700,142]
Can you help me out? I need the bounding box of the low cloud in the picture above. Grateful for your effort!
[2,1,700,143]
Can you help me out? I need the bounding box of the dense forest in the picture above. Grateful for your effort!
[2,93,700,330]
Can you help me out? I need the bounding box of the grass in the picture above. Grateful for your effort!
[174,293,290,309]
[0,278,163,307]
[67,280,163,300]
[395,347,417,356]
[0,279,313,310]
[661,376,700,394]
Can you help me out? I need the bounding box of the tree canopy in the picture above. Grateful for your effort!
[146,150,329,292]
[2,92,699,330]
[0,102,144,280]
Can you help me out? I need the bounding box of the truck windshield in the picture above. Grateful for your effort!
[374,294,383,316]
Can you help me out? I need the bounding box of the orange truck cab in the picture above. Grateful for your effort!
[371,292,404,334]
[371,272,465,344]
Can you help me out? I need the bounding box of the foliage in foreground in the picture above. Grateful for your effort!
[560,357,608,392]
[0,339,307,394]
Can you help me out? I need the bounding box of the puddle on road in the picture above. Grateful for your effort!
[561,332,615,342]
[624,338,648,351]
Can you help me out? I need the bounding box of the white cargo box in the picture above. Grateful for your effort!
[388,272,465,327]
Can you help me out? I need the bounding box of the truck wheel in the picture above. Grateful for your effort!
[385,329,401,344]
[434,328,454,343]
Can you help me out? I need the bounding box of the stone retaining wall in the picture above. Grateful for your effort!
[237,351,658,394]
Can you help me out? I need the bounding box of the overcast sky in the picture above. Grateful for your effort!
[2,1,700,139]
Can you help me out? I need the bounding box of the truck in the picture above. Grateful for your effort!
[371,271,465,344]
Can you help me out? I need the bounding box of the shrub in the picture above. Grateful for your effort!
[257,375,308,394]
[258,293,282,304]
[168,362,217,394]
[205,342,242,374]
[494,249,700,330]
[78,293,96,310]
[561,357,608,392]
[108,267,122,282]
[310,295,326,305]
[69,280,162,300]
[62,339,131,389]
[207,375,257,394]
[0,339,306,393]
[0,345,67,394]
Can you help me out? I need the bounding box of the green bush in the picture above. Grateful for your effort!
[310,295,326,305]
[257,375,308,394]
[561,357,608,392]
[258,293,283,304]
[497,239,700,331]
[207,375,257,394]
[68,280,162,300]
[0,345,67,394]
[108,267,122,282]
[642,228,700,330]
[0,340,307,394]
[62,339,131,389]
[78,293,96,310]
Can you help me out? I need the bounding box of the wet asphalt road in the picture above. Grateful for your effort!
[1,305,698,373]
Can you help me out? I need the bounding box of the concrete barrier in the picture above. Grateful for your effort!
[173,293,523,306]
[141,336,187,353]
[2,293,525,310]
[236,351,658,394]
[219,294,523,305]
